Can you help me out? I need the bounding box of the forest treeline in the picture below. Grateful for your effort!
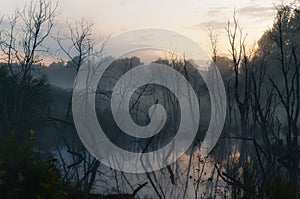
[0,0,299,198]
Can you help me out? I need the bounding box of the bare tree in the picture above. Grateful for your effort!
[225,10,252,157]
[0,0,57,134]
[54,18,105,193]
[268,5,300,190]
[206,23,219,64]
[56,19,95,72]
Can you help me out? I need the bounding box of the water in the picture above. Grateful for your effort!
[35,128,227,199]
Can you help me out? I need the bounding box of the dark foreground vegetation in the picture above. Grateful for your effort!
[0,0,299,198]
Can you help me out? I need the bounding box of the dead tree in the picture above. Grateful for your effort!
[206,23,219,64]
[55,18,107,193]
[225,10,252,158]
[56,19,95,72]
[0,0,57,134]
[269,5,300,190]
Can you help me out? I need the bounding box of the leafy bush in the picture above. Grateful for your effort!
[0,132,85,199]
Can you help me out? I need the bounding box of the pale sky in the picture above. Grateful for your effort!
[0,0,297,59]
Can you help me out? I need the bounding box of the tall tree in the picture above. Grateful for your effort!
[268,5,300,190]
[0,0,57,134]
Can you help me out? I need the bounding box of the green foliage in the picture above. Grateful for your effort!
[0,64,51,136]
[0,132,85,199]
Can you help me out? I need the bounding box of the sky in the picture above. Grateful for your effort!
[0,0,297,61]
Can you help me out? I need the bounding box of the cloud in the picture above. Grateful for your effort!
[206,6,231,17]
[207,9,222,17]
[235,5,277,23]
[189,21,228,30]
[239,5,275,16]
